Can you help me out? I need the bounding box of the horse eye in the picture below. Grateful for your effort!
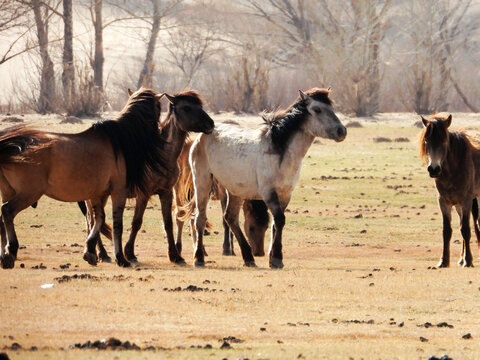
[313,108,322,114]
[183,106,191,113]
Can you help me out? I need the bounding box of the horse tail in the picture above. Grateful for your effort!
[77,201,112,240]
[0,125,51,163]
[472,198,480,252]
[176,159,212,230]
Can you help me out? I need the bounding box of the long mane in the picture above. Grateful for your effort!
[262,87,331,161]
[93,88,167,196]
[419,113,477,164]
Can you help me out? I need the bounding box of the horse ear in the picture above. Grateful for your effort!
[445,114,452,128]
[128,88,133,96]
[421,116,429,127]
[163,93,175,104]
[327,87,332,92]
[155,93,166,100]
[299,90,308,101]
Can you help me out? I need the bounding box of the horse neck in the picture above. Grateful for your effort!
[161,115,188,162]
[280,127,315,169]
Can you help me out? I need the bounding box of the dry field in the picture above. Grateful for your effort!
[2,112,480,360]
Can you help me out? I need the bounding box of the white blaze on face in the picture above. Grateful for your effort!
[427,147,443,170]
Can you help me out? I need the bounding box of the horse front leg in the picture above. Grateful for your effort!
[124,196,147,262]
[111,194,129,267]
[437,197,452,268]
[460,200,473,267]
[159,191,185,264]
[264,191,286,269]
[0,216,9,268]
[224,193,255,267]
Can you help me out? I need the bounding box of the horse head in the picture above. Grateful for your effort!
[299,88,346,142]
[162,90,214,134]
[420,114,452,178]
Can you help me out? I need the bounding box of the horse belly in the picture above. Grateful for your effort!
[207,146,260,199]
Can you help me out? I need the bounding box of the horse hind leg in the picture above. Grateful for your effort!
[224,193,256,267]
[220,187,235,256]
[460,201,473,267]
[472,198,480,258]
[263,191,286,269]
[1,196,41,269]
[83,200,111,263]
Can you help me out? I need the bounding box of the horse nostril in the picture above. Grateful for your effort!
[337,126,346,140]
[427,165,433,173]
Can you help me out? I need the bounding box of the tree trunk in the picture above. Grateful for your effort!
[62,0,75,112]
[93,0,103,93]
[32,0,55,113]
[137,0,161,89]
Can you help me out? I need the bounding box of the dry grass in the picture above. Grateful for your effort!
[1,113,480,360]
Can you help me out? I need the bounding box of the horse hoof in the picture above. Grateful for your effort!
[1,254,15,269]
[462,261,474,268]
[194,260,205,268]
[458,258,464,266]
[269,257,284,269]
[244,261,257,267]
[173,257,187,265]
[83,252,98,266]
[126,255,138,263]
[99,256,112,263]
[116,259,131,268]
[437,260,449,268]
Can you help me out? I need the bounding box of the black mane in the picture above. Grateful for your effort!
[262,100,309,162]
[93,88,167,196]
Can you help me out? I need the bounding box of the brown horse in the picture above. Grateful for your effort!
[0,88,167,269]
[420,113,480,267]
[91,90,215,264]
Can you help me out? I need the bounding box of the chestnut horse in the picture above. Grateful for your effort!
[420,113,480,267]
[189,88,346,268]
[90,90,215,264]
[0,88,166,269]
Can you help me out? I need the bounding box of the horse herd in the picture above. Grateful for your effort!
[0,87,476,270]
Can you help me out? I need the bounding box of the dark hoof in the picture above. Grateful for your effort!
[173,257,186,265]
[269,257,284,269]
[1,254,15,269]
[437,260,449,268]
[83,252,98,266]
[98,253,112,263]
[244,261,257,267]
[125,253,138,263]
[116,258,131,268]
[194,260,205,268]
[458,258,464,266]
[462,260,474,268]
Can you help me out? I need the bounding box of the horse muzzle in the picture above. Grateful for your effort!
[333,126,347,142]
[428,164,441,178]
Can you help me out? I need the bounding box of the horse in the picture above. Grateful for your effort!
[189,88,346,268]
[90,89,215,264]
[419,113,480,267]
[174,135,270,257]
[0,88,167,269]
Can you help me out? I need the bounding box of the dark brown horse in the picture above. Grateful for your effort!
[0,88,167,269]
[90,89,215,264]
[420,113,480,267]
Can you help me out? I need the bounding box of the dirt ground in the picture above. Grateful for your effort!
[1,111,480,360]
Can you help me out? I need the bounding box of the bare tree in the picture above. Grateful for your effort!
[31,0,58,113]
[163,27,218,87]
[62,0,75,109]
[91,0,103,93]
